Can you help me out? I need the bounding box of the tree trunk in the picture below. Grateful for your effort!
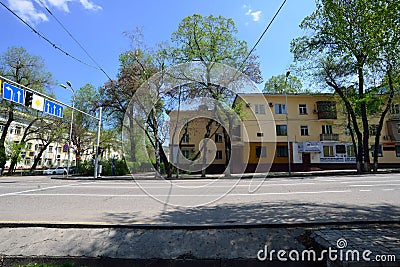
[373,67,395,172]
[30,142,51,172]
[0,110,14,170]
[357,58,371,173]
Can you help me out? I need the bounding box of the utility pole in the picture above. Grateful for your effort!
[94,107,102,178]
[285,71,292,176]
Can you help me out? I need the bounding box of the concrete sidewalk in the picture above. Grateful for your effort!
[0,223,398,266]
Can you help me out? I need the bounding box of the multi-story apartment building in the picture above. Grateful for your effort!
[0,120,72,170]
[169,93,400,173]
[0,119,121,172]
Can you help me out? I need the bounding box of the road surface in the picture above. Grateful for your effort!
[0,173,399,225]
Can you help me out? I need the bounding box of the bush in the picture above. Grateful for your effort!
[76,158,129,176]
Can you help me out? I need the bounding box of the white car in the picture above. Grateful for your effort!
[43,167,67,175]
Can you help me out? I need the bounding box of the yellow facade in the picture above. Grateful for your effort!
[169,93,400,173]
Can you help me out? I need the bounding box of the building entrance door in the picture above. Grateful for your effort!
[302,153,311,164]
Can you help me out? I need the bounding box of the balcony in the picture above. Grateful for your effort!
[320,134,339,141]
[316,101,337,119]
[387,121,400,141]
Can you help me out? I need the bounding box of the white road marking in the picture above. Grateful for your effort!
[16,189,352,198]
[67,182,317,189]
[0,183,80,197]
[349,184,400,187]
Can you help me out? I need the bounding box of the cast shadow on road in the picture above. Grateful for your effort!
[102,201,400,225]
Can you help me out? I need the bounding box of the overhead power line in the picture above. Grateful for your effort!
[0,1,99,71]
[37,0,112,81]
[239,0,288,72]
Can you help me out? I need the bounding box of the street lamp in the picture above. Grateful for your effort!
[60,81,75,177]
[285,71,292,176]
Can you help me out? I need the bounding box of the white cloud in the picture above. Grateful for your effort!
[250,10,262,22]
[243,5,262,22]
[8,0,48,24]
[79,0,102,11]
[7,0,102,24]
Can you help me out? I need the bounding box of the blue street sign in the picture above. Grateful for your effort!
[44,99,64,118]
[2,82,24,105]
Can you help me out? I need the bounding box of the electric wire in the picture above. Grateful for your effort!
[238,0,288,73]
[0,1,99,71]
[37,0,112,81]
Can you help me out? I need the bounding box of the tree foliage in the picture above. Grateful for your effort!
[0,46,54,170]
[171,14,262,84]
[263,74,303,94]
[291,0,400,173]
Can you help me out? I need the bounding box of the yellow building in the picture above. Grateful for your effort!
[169,93,400,173]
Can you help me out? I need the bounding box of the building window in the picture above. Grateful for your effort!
[299,104,307,115]
[216,150,223,159]
[336,145,346,154]
[15,126,22,135]
[396,146,400,157]
[347,145,355,157]
[371,145,383,157]
[276,146,288,157]
[181,149,193,159]
[182,134,190,143]
[26,143,32,150]
[322,125,333,134]
[257,132,264,137]
[275,104,286,114]
[48,146,53,153]
[256,146,267,158]
[215,133,223,143]
[254,104,266,114]
[57,147,61,153]
[276,125,287,136]
[344,126,351,136]
[0,125,4,132]
[369,124,378,136]
[323,145,335,157]
[390,104,400,114]
[300,125,309,136]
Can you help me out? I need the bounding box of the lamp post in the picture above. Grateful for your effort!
[60,81,75,177]
[284,71,292,175]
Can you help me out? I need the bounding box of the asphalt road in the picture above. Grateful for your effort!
[0,173,399,225]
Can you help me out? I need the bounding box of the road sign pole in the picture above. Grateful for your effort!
[94,107,102,179]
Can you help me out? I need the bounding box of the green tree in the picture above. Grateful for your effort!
[71,84,101,168]
[171,14,262,177]
[291,0,400,173]
[100,29,172,177]
[171,14,262,84]
[0,46,53,171]
[263,73,303,94]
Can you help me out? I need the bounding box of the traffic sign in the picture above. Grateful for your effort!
[2,82,24,105]
[44,99,64,118]
[31,94,45,111]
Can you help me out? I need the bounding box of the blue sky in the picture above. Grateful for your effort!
[0,0,316,105]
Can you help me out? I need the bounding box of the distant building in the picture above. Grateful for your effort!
[0,119,121,171]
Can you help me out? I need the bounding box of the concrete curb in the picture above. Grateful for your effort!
[50,169,400,181]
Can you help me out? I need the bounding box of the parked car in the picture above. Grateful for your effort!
[43,167,67,175]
